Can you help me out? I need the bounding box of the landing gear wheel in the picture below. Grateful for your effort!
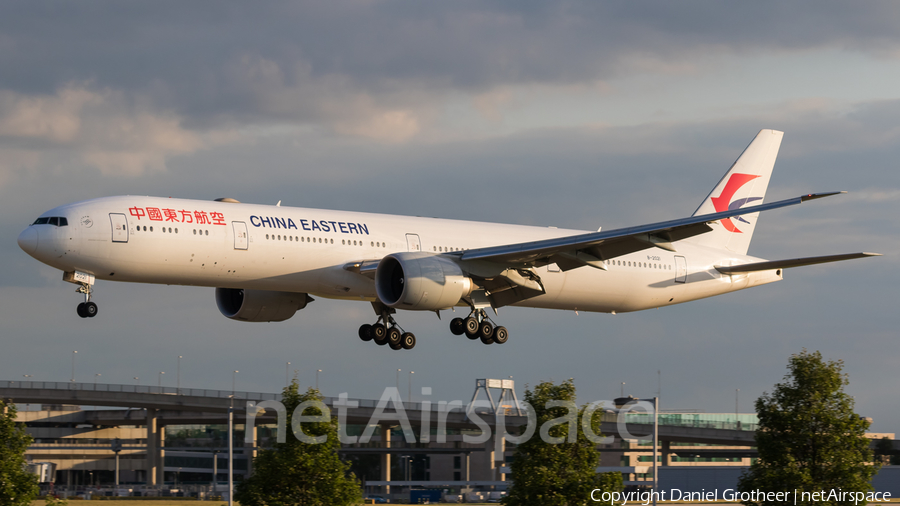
[77,303,87,318]
[372,324,388,346]
[84,301,98,318]
[480,332,494,345]
[358,324,373,342]
[464,317,480,339]
[401,332,416,350]
[493,326,509,344]
[387,327,402,347]
[389,340,403,350]
[450,317,465,335]
[478,321,493,340]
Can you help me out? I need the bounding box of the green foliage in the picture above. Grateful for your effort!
[44,495,69,506]
[234,381,361,506]
[0,400,40,506]
[504,380,622,506]
[737,350,878,506]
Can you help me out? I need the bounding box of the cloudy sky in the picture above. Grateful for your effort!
[2,2,899,431]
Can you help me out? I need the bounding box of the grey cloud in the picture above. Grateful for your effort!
[4,1,900,129]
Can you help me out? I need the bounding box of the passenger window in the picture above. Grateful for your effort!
[149,226,153,232]
[143,226,147,231]
[205,230,208,236]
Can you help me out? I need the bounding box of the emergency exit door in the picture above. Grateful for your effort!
[406,233,421,252]
[233,221,248,250]
[674,255,687,283]
[110,213,128,243]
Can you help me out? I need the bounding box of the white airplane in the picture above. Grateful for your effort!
[18,129,878,350]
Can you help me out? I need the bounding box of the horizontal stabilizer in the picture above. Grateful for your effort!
[715,252,881,274]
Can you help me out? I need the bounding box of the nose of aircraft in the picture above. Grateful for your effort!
[18,226,38,255]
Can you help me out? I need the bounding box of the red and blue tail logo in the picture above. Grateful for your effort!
[710,173,761,233]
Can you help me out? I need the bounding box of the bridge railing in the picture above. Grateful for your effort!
[2,381,758,430]
[0,380,283,402]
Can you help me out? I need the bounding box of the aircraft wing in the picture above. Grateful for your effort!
[714,252,881,274]
[457,191,843,271]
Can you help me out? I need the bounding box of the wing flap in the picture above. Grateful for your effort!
[715,252,881,274]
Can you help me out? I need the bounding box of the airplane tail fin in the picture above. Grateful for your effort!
[687,129,783,255]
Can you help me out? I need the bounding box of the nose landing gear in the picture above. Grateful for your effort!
[450,309,508,345]
[75,283,97,318]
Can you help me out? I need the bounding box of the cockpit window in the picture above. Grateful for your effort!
[32,216,68,226]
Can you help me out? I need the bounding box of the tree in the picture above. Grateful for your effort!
[504,380,622,506]
[0,400,40,506]
[235,382,361,506]
[737,350,878,506]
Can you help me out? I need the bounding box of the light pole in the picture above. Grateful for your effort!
[177,355,183,394]
[620,381,624,397]
[286,362,291,387]
[158,371,165,388]
[22,375,32,408]
[71,350,77,382]
[228,395,234,506]
[316,369,321,391]
[133,377,139,386]
[396,369,401,391]
[232,370,239,395]
[408,371,414,403]
[94,373,101,387]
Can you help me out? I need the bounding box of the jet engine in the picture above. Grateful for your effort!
[215,288,312,322]
[375,252,473,310]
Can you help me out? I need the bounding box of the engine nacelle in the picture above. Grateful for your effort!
[375,252,473,310]
[215,288,311,322]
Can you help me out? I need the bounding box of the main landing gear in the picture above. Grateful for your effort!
[75,282,97,318]
[358,306,416,351]
[450,309,508,345]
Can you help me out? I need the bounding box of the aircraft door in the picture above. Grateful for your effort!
[406,233,421,252]
[233,221,248,250]
[674,255,687,283]
[110,213,128,243]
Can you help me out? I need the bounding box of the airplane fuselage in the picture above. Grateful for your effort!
[20,195,781,315]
